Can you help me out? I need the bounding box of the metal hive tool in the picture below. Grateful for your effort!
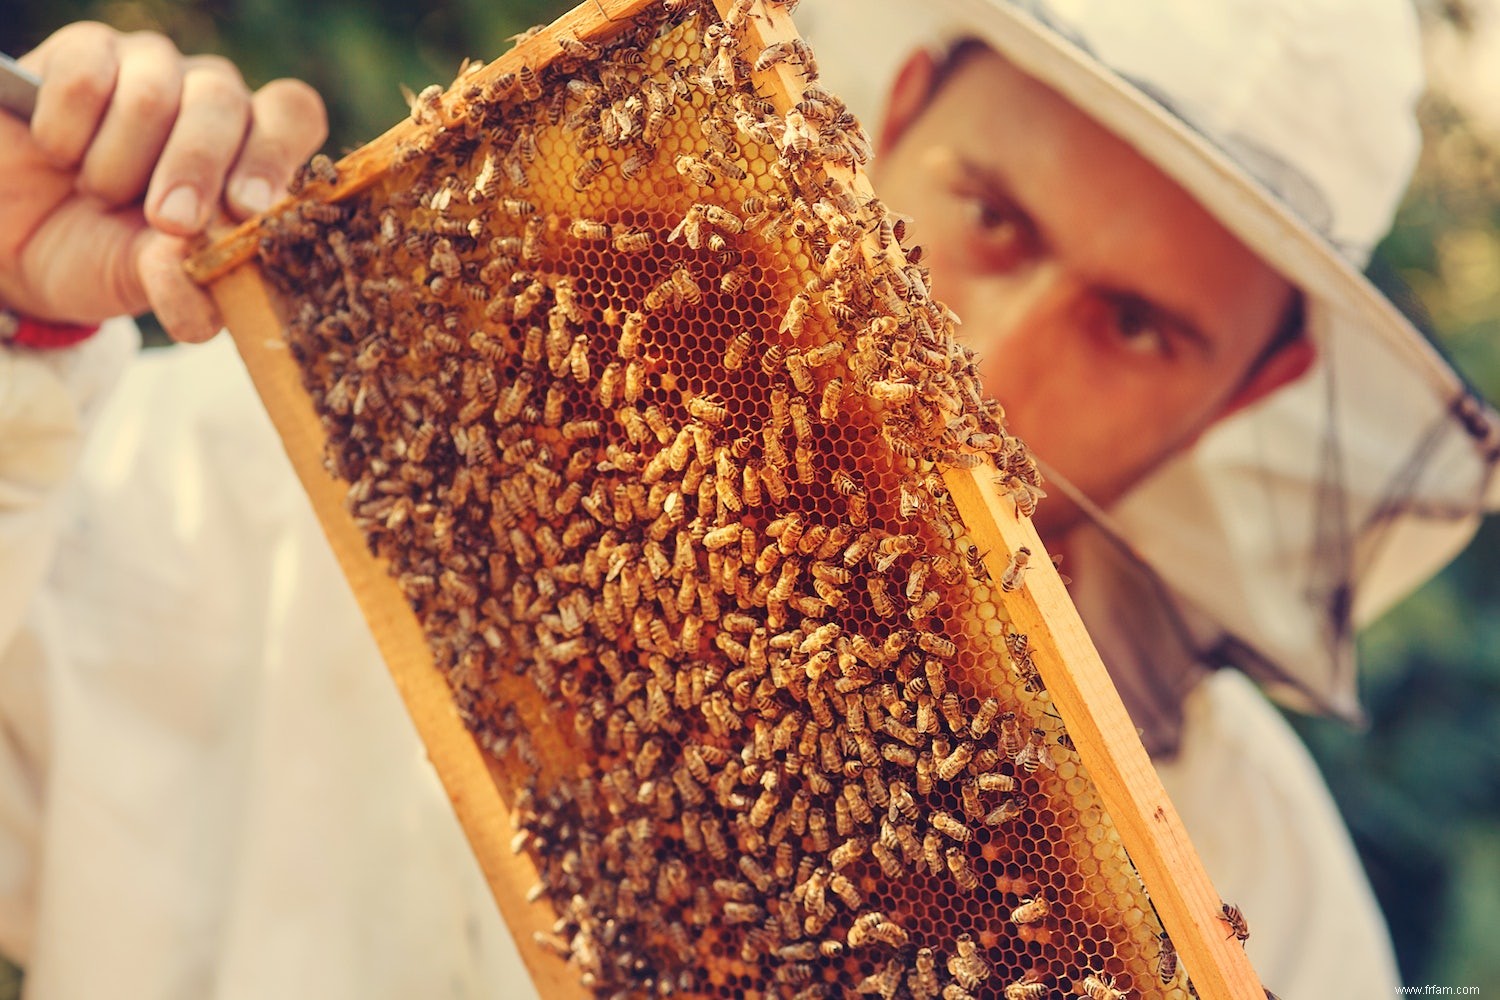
[187,1,1269,997]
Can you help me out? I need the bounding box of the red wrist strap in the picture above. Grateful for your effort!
[0,310,101,350]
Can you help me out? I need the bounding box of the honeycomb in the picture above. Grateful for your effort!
[247,2,1206,997]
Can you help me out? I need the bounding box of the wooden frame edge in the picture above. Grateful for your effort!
[946,465,1264,1000]
[208,264,589,999]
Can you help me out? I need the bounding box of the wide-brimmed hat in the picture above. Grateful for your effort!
[799,0,1500,752]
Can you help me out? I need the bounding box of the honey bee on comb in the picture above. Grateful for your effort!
[226,0,1234,997]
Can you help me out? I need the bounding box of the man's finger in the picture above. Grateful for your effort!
[143,55,253,235]
[135,231,221,343]
[24,22,120,168]
[77,32,185,207]
[225,78,328,219]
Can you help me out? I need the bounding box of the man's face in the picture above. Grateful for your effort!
[871,48,1302,539]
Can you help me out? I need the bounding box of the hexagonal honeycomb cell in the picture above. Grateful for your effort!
[252,3,1200,997]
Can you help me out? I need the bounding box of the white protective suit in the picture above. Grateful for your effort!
[0,324,1400,997]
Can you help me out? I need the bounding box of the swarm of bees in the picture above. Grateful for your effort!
[255,1,1199,997]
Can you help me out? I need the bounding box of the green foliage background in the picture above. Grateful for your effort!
[2,0,1497,993]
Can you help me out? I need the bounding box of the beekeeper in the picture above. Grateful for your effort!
[0,3,1495,1000]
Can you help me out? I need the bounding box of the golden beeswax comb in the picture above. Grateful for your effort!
[188,1,1268,997]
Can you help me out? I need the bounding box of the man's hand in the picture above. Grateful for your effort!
[0,23,327,342]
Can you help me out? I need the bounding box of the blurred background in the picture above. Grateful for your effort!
[1,0,1496,994]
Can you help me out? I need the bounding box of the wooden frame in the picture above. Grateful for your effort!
[190,2,1267,997]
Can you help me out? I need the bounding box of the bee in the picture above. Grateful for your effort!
[556,31,600,60]
[826,872,862,912]
[702,204,743,234]
[931,810,972,844]
[999,472,1047,519]
[616,310,646,359]
[870,378,918,404]
[856,962,903,1000]
[566,334,590,383]
[672,266,703,306]
[759,460,789,503]
[816,377,846,421]
[571,156,605,191]
[720,263,752,295]
[1003,971,1048,1000]
[1009,892,1051,925]
[968,696,1001,738]
[875,533,919,569]
[428,238,461,280]
[633,736,664,780]
[984,794,1026,828]
[522,215,546,264]
[643,277,678,313]
[723,901,763,926]
[517,63,541,100]
[847,912,907,950]
[401,82,444,126]
[716,460,743,513]
[828,836,865,871]
[584,362,618,410]
[1221,902,1251,944]
[941,933,990,990]
[954,551,990,590]
[864,575,894,620]
[724,329,754,371]
[624,358,647,403]
[609,227,653,253]
[687,393,729,426]
[616,143,654,178]
[1079,972,1129,1000]
[675,153,717,186]
[704,525,742,551]
[807,808,831,853]
[918,632,957,660]
[936,742,975,781]
[702,149,747,182]
[753,40,800,73]
[945,846,979,891]
[779,293,811,337]
[668,204,706,248]
[1157,931,1179,984]
[790,399,814,444]
[906,588,941,621]
[1000,546,1032,592]
[840,531,877,569]
[568,217,609,241]
[499,197,535,218]
[766,512,804,555]
[794,443,815,484]
[1015,728,1057,774]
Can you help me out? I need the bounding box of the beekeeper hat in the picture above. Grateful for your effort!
[798,0,1500,750]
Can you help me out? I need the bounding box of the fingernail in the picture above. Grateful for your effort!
[232,176,274,215]
[157,185,201,230]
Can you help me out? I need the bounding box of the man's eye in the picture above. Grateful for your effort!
[960,195,1034,269]
[1077,294,1177,360]
[1107,297,1174,359]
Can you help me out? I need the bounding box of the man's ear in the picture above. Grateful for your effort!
[876,50,941,159]
[1214,335,1317,425]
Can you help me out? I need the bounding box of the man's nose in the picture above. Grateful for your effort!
[977,259,1083,348]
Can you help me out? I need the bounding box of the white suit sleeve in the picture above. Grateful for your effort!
[0,321,139,648]
[0,320,138,962]
[1156,669,1402,997]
